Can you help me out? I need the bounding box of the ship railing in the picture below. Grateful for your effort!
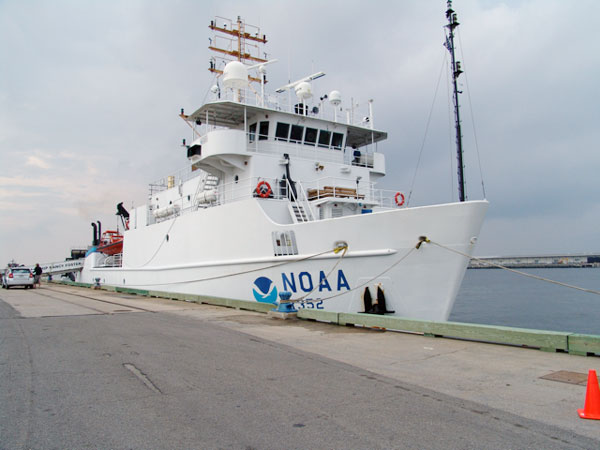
[191,175,407,212]
[301,177,407,209]
[149,165,205,196]
[178,125,378,174]
[369,189,409,209]
[245,135,346,164]
[304,176,375,203]
[151,173,406,223]
[213,88,377,128]
[284,179,316,222]
[213,176,296,204]
[193,176,316,219]
[100,253,123,268]
[246,133,378,167]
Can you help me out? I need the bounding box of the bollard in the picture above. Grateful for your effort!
[268,291,297,319]
[273,291,296,313]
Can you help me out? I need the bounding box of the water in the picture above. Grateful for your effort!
[449,267,600,335]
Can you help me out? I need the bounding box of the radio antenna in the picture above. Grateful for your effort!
[444,0,466,202]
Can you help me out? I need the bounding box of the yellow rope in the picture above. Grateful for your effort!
[126,245,343,288]
[290,243,348,303]
[294,244,417,305]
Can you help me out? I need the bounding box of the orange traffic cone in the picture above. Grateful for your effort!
[578,369,600,420]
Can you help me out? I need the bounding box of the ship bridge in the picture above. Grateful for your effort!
[184,100,388,149]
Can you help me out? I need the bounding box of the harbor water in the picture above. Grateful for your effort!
[449,267,600,335]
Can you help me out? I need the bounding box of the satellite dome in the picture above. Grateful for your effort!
[223,61,248,89]
[329,90,342,106]
[294,81,312,100]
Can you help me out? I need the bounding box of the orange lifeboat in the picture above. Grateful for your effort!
[97,230,124,255]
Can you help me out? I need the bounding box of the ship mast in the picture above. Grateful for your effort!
[444,0,466,202]
[208,16,268,84]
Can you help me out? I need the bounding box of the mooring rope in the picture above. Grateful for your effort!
[122,215,181,270]
[125,243,347,288]
[287,243,418,305]
[292,244,348,302]
[426,238,600,296]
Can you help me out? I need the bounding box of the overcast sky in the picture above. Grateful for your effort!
[1,0,599,265]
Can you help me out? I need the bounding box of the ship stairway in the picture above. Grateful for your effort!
[286,181,315,223]
[204,174,219,188]
[289,203,310,223]
[192,173,219,207]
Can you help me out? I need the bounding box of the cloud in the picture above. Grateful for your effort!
[25,155,51,169]
[1,0,600,265]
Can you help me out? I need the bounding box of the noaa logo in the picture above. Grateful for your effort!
[252,276,278,303]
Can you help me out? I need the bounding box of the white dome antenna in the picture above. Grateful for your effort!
[222,61,248,90]
[329,90,342,106]
[275,71,325,115]
[294,81,312,101]
[329,90,342,122]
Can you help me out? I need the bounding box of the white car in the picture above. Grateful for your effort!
[2,267,35,289]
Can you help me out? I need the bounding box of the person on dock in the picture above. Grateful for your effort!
[33,263,42,288]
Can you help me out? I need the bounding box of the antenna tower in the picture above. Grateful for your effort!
[208,16,268,84]
[444,1,466,202]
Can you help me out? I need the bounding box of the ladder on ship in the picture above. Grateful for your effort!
[204,174,219,189]
[289,203,309,223]
[287,181,315,223]
[192,173,220,206]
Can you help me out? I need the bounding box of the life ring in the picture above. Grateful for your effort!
[394,192,405,207]
[256,181,272,198]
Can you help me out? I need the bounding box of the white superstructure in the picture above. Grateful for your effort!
[78,15,487,321]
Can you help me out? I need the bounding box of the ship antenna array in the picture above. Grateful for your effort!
[444,0,466,202]
[208,16,268,84]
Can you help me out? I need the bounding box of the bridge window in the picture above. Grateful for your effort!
[331,132,344,150]
[275,122,290,141]
[304,127,317,145]
[259,121,269,140]
[318,130,331,148]
[249,123,257,143]
[290,125,304,143]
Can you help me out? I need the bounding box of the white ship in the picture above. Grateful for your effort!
[79,6,488,321]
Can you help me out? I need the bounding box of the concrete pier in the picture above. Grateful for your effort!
[1,283,599,448]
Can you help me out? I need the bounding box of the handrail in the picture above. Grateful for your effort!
[150,173,409,225]
[294,181,316,221]
[207,87,376,128]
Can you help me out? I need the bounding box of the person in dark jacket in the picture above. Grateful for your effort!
[34,263,43,288]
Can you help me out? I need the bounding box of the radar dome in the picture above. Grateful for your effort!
[329,90,342,106]
[294,81,312,100]
[223,61,248,89]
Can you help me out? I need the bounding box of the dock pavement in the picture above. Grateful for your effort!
[1,283,599,449]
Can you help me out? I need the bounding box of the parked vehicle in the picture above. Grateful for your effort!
[2,267,35,289]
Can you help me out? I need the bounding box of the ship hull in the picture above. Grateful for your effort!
[79,199,487,321]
